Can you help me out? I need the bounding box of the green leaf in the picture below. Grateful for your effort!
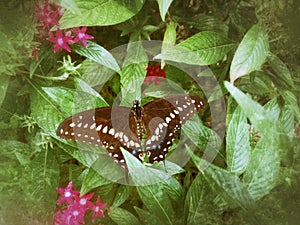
[30,84,65,138]
[281,90,300,122]
[109,207,140,225]
[184,174,216,225]
[112,185,133,208]
[55,140,100,168]
[0,140,31,166]
[175,14,228,36]
[238,72,274,95]
[0,75,9,107]
[80,168,112,195]
[61,0,81,14]
[120,41,148,104]
[155,31,235,65]
[224,81,275,135]
[279,107,294,139]
[226,106,250,174]
[191,152,254,208]
[267,52,294,89]
[224,82,281,200]
[157,0,174,21]
[79,59,115,87]
[183,119,222,156]
[21,148,59,223]
[230,23,269,83]
[59,0,145,28]
[135,207,164,225]
[121,149,183,186]
[162,21,176,53]
[90,151,127,183]
[263,98,280,121]
[137,184,175,225]
[74,78,107,102]
[72,41,120,72]
[162,177,185,206]
[42,86,107,116]
[243,137,280,200]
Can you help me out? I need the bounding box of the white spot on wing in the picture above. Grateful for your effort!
[69,122,75,127]
[165,117,171,123]
[109,128,115,135]
[129,140,135,146]
[96,124,102,131]
[123,135,128,142]
[102,126,108,133]
[90,123,96,129]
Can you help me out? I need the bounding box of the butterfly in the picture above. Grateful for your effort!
[57,94,205,168]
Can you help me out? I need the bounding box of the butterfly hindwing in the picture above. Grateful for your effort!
[142,94,205,163]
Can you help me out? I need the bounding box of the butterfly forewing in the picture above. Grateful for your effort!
[142,95,205,163]
[56,106,142,164]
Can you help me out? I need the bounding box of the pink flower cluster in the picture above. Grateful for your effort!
[33,0,94,59]
[144,64,166,85]
[53,181,107,225]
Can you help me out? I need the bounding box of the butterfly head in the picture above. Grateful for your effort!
[133,100,141,108]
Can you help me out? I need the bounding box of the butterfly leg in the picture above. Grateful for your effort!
[163,160,167,173]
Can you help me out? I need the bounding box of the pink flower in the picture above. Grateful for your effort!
[74,192,95,212]
[34,1,60,28]
[92,196,107,221]
[53,210,70,225]
[73,27,94,47]
[57,181,80,205]
[65,204,86,225]
[47,28,74,53]
[144,64,166,85]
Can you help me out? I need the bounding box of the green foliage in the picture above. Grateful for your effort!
[59,0,146,28]
[156,31,236,65]
[0,0,299,225]
[230,24,269,83]
[226,105,250,175]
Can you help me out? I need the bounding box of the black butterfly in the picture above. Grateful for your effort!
[57,94,204,167]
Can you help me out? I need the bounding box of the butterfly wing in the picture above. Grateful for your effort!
[56,106,142,164]
[142,94,205,163]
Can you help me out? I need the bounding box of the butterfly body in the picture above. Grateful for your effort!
[57,94,204,165]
